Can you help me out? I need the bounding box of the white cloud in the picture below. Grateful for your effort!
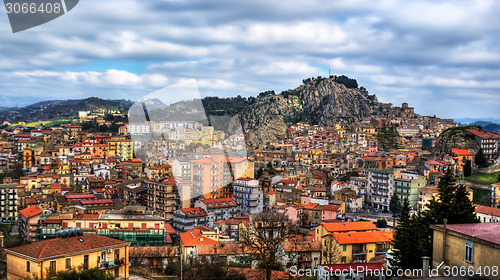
[0,0,498,118]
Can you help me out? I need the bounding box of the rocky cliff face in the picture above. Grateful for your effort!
[231,76,384,146]
[433,127,479,155]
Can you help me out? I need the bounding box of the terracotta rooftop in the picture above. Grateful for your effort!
[19,205,43,219]
[333,230,393,245]
[475,205,500,217]
[6,234,129,260]
[320,221,377,233]
[451,148,475,157]
[180,229,219,247]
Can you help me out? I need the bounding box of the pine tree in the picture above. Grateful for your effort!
[463,160,472,177]
[392,198,434,270]
[427,168,478,224]
[449,184,479,223]
[475,148,486,167]
[389,194,402,216]
[391,198,412,269]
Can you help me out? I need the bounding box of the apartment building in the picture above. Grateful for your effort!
[195,197,239,228]
[367,170,394,211]
[233,178,264,216]
[172,207,208,232]
[107,139,133,160]
[145,177,180,221]
[393,170,426,208]
[466,129,499,160]
[19,205,43,243]
[0,184,18,221]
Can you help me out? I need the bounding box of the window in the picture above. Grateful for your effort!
[465,242,473,263]
[83,255,89,269]
[49,260,56,275]
[343,245,347,252]
[26,261,30,272]
[65,258,71,269]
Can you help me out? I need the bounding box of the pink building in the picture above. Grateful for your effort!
[322,204,341,222]
[284,205,302,224]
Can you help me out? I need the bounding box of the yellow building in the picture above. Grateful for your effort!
[118,125,128,135]
[6,234,129,279]
[107,139,133,160]
[326,230,393,263]
[492,182,500,207]
[315,221,378,242]
[22,149,33,169]
[431,223,500,280]
[66,125,82,138]
[201,126,214,146]
[179,227,219,262]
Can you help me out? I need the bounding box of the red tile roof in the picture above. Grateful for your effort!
[66,194,95,199]
[451,148,474,157]
[466,129,499,140]
[6,234,129,260]
[164,223,176,235]
[320,221,377,233]
[302,203,319,210]
[322,204,341,212]
[19,205,43,219]
[180,229,219,247]
[475,205,500,217]
[201,197,237,208]
[333,230,393,245]
[179,207,207,217]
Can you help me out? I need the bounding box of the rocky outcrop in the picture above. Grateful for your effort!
[244,116,289,148]
[433,127,479,155]
[232,76,384,145]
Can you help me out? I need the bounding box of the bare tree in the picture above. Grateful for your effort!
[240,210,297,280]
[321,235,342,264]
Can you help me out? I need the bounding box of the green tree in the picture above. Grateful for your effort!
[427,168,479,225]
[391,199,433,270]
[255,167,264,179]
[389,195,402,217]
[391,198,413,269]
[474,148,487,167]
[375,219,387,228]
[463,160,472,177]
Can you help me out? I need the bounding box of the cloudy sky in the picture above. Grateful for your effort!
[0,0,499,119]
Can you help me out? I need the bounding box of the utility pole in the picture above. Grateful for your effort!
[180,253,183,280]
[442,219,447,265]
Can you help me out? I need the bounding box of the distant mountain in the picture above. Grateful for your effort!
[0,97,134,123]
[455,117,500,125]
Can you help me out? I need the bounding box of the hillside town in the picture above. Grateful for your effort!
[0,102,499,280]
